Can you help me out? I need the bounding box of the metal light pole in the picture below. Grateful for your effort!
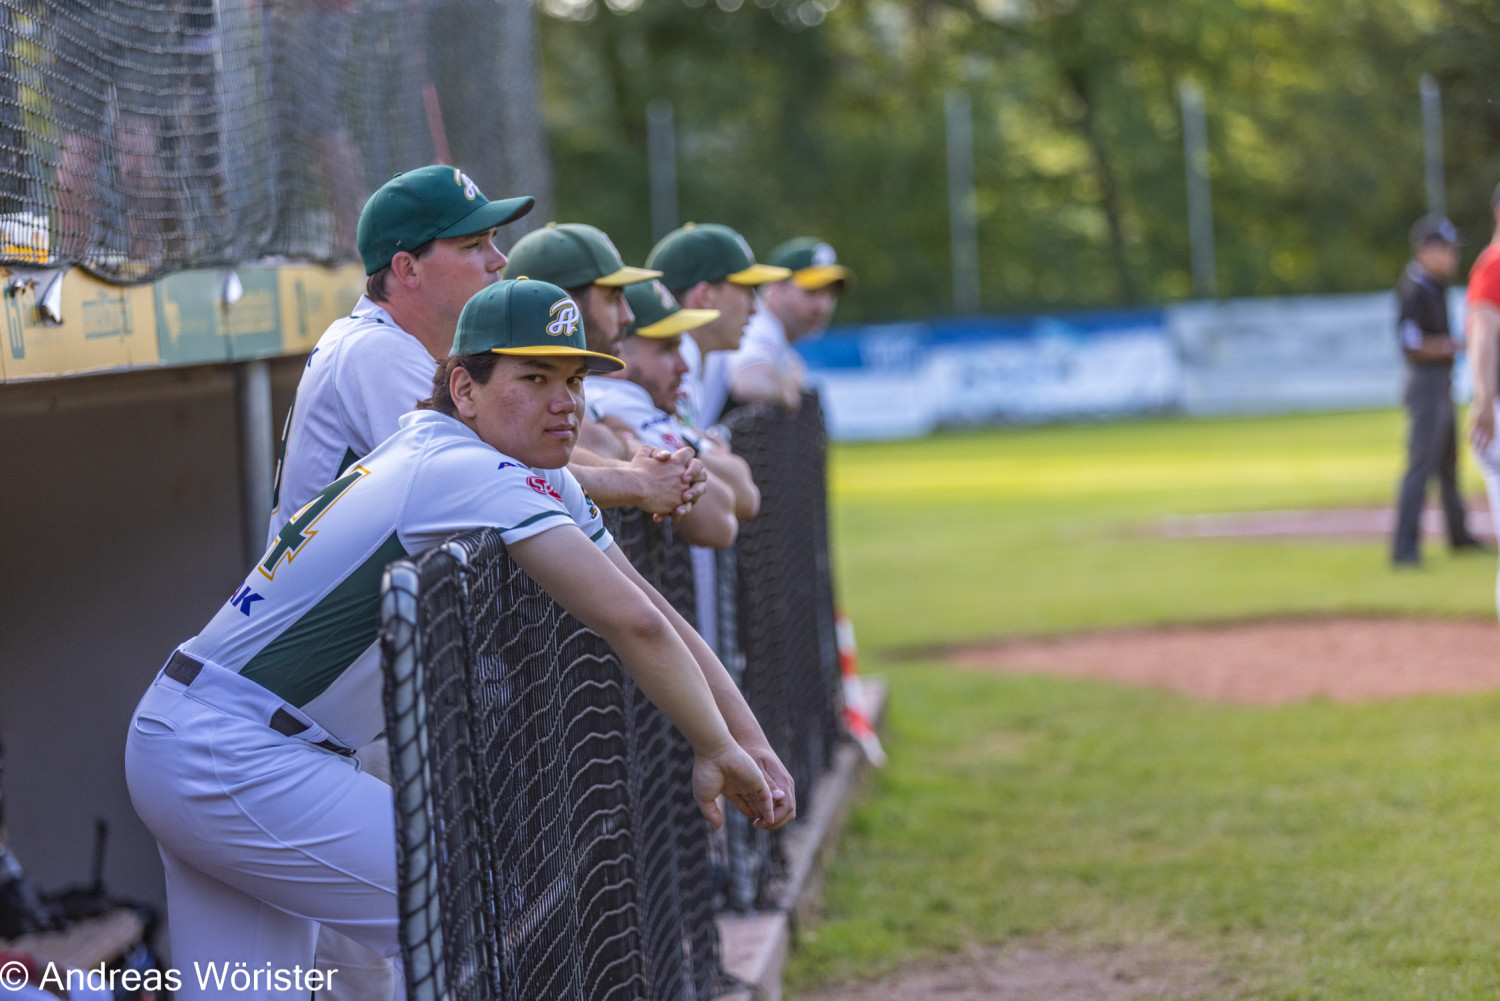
[945,91,980,315]
[647,99,679,241]
[1420,74,1445,218]
[237,359,274,566]
[1179,78,1216,299]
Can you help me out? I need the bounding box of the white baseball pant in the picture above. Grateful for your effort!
[124,661,404,1001]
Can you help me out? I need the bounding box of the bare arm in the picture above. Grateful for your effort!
[1404,335,1460,364]
[674,474,740,548]
[1469,303,1500,451]
[508,526,773,828]
[730,361,801,412]
[576,419,632,461]
[605,544,796,830]
[700,447,760,520]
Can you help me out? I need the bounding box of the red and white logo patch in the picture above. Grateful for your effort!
[527,475,563,501]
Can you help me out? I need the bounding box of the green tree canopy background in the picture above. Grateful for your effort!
[538,0,1500,324]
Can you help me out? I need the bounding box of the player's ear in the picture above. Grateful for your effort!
[390,250,422,289]
[450,363,479,420]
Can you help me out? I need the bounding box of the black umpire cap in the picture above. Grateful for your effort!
[1410,214,1460,249]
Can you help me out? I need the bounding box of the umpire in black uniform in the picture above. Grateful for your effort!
[1392,214,1484,565]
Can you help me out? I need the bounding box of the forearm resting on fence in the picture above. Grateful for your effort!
[606,546,797,830]
[731,361,801,412]
[1469,304,1500,451]
[674,475,739,549]
[701,447,761,520]
[508,525,773,827]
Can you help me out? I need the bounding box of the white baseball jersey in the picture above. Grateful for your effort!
[269,296,439,545]
[676,334,733,430]
[189,409,610,748]
[728,305,804,385]
[585,376,698,453]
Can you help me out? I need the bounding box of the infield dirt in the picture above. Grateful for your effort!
[947,616,1500,705]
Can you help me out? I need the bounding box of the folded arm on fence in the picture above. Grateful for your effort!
[605,543,796,829]
[506,522,774,829]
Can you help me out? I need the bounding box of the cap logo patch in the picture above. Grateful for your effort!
[547,297,582,338]
[813,242,837,266]
[453,168,481,201]
[653,280,675,310]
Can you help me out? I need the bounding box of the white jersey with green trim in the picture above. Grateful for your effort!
[585,376,724,651]
[188,409,610,748]
[268,296,438,546]
[585,376,699,454]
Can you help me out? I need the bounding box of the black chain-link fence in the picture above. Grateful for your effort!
[0,0,547,284]
[381,392,845,1000]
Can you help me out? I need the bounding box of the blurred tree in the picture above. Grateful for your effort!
[537,0,1482,322]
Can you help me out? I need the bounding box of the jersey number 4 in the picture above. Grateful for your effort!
[258,465,370,581]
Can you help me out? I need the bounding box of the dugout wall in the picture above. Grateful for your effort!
[0,359,301,914]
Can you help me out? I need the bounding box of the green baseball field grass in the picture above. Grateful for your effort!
[789,407,1500,1000]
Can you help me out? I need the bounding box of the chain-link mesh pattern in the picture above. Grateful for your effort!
[0,0,544,283]
[721,390,845,909]
[381,394,845,998]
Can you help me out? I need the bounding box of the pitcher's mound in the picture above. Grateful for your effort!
[952,617,1500,705]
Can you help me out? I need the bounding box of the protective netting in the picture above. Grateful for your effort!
[720,390,845,909]
[382,393,846,1000]
[0,0,536,283]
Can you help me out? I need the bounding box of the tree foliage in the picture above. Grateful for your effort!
[538,0,1496,322]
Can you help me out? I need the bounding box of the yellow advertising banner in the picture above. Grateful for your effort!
[0,263,363,383]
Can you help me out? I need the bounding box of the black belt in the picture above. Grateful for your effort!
[164,651,355,757]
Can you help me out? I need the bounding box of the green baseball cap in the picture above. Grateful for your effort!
[624,280,721,339]
[357,165,534,274]
[767,237,854,291]
[646,223,791,292]
[451,278,624,373]
[501,223,661,287]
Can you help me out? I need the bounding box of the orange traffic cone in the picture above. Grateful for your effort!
[836,610,886,767]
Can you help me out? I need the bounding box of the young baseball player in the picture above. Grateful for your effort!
[589,279,761,529]
[645,223,789,432]
[500,221,664,461]
[728,237,853,412]
[125,279,785,1000]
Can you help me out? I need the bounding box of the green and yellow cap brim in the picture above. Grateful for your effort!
[727,263,793,286]
[431,195,536,241]
[634,308,720,339]
[594,265,664,287]
[488,344,624,374]
[790,264,852,290]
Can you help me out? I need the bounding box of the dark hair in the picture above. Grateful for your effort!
[366,239,436,302]
[418,352,502,416]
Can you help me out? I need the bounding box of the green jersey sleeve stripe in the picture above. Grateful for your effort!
[589,526,607,542]
[501,510,570,534]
